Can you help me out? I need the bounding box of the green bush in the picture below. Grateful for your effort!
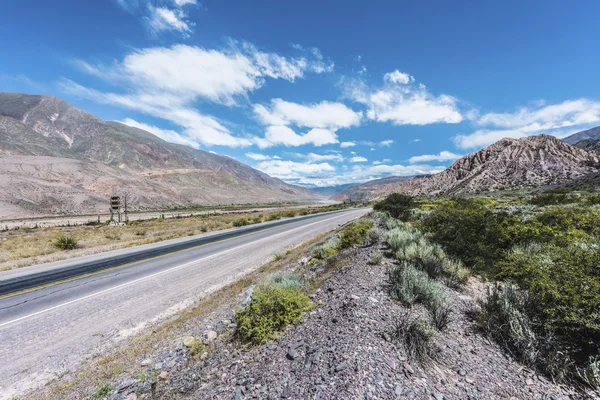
[478,284,572,380]
[394,313,437,365]
[374,193,415,221]
[420,198,510,271]
[234,285,314,345]
[338,219,375,249]
[369,251,383,265]
[528,192,578,206]
[366,228,380,246]
[53,235,78,250]
[389,262,450,313]
[311,238,339,260]
[232,219,249,227]
[269,272,304,291]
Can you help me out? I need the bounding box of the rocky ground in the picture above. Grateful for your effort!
[98,228,591,400]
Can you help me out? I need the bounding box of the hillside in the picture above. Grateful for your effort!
[0,93,321,218]
[335,134,600,201]
[563,125,600,145]
[332,175,420,201]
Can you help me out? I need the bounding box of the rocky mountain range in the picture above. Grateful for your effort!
[334,133,600,201]
[332,176,420,201]
[0,93,321,219]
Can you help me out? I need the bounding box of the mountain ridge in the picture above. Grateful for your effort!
[0,92,321,218]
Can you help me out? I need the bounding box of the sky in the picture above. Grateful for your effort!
[2,0,600,188]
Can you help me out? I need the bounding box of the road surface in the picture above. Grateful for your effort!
[0,208,369,398]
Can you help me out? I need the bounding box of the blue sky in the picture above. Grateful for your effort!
[2,0,600,187]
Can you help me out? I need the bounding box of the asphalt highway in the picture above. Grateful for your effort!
[0,208,369,398]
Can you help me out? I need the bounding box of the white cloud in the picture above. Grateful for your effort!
[409,138,421,143]
[67,42,332,147]
[379,139,394,147]
[454,98,600,149]
[173,0,196,5]
[350,156,368,163]
[119,118,199,148]
[343,72,463,125]
[301,153,344,162]
[384,70,414,85]
[146,6,192,36]
[253,99,362,130]
[245,152,272,161]
[340,141,356,148]
[255,160,335,180]
[408,150,462,164]
[257,126,339,148]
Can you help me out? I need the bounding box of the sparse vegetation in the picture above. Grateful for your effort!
[373,193,415,221]
[369,251,383,265]
[272,252,286,261]
[87,382,111,400]
[268,271,304,291]
[53,235,78,250]
[338,219,374,249]
[234,284,314,345]
[311,238,339,260]
[394,312,438,365]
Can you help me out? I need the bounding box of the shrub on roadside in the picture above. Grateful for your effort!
[311,238,339,260]
[232,218,249,227]
[134,230,146,236]
[269,272,304,291]
[366,228,380,246]
[374,193,415,221]
[389,262,450,315]
[338,219,375,249]
[53,235,78,250]
[369,251,383,265]
[394,313,438,365]
[234,285,314,345]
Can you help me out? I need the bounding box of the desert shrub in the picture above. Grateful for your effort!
[200,226,208,233]
[374,193,415,221]
[394,313,437,364]
[579,356,600,392]
[420,198,510,271]
[498,243,600,341]
[366,228,380,246]
[272,252,285,261]
[232,219,249,227]
[252,216,263,224]
[283,211,296,218]
[585,192,600,205]
[104,232,121,240]
[385,224,422,253]
[311,238,339,260]
[528,192,578,206]
[88,383,111,400]
[234,285,314,344]
[190,339,206,358]
[269,272,304,291]
[338,219,375,249]
[53,235,78,250]
[267,214,281,221]
[429,302,452,332]
[389,262,450,312]
[134,230,146,236]
[478,284,573,380]
[369,251,383,265]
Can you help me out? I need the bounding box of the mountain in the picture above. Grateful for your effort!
[309,183,361,198]
[335,135,600,201]
[332,176,420,201]
[562,126,600,145]
[0,93,321,218]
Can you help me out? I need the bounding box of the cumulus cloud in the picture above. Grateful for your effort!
[245,152,273,161]
[66,41,332,147]
[298,153,344,162]
[256,126,339,148]
[343,71,463,125]
[454,98,600,149]
[119,118,199,148]
[255,160,335,180]
[408,150,462,164]
[340,141,356,148]
[253,99,362,130]
[350,156,368,163]
[379,139,394,147]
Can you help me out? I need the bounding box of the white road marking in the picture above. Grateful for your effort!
[0,210,364,329]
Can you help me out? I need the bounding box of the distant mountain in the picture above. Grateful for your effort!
[563,126,600,145]
[332,176,420,202]
[309,183,361,198]
[572,139,600,152]
[336,135,600,201]
[0,93,322,218]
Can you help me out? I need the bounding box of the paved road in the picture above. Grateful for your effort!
[0,208,369,398]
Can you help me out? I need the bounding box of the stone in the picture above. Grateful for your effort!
[286,348,299,360]
[140,358,153,367]
[458,368,467,376]
[154,362,163,370]
[465,377,474,384]
[158,371,168,381]
[182,336,196,348]
[525,378,534,385]
[394,384,402,396]
[368,296,379,303]
[204,330,218,342]
[126,393,137,400]
[432,394,444,400]
[335,363,348,372]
